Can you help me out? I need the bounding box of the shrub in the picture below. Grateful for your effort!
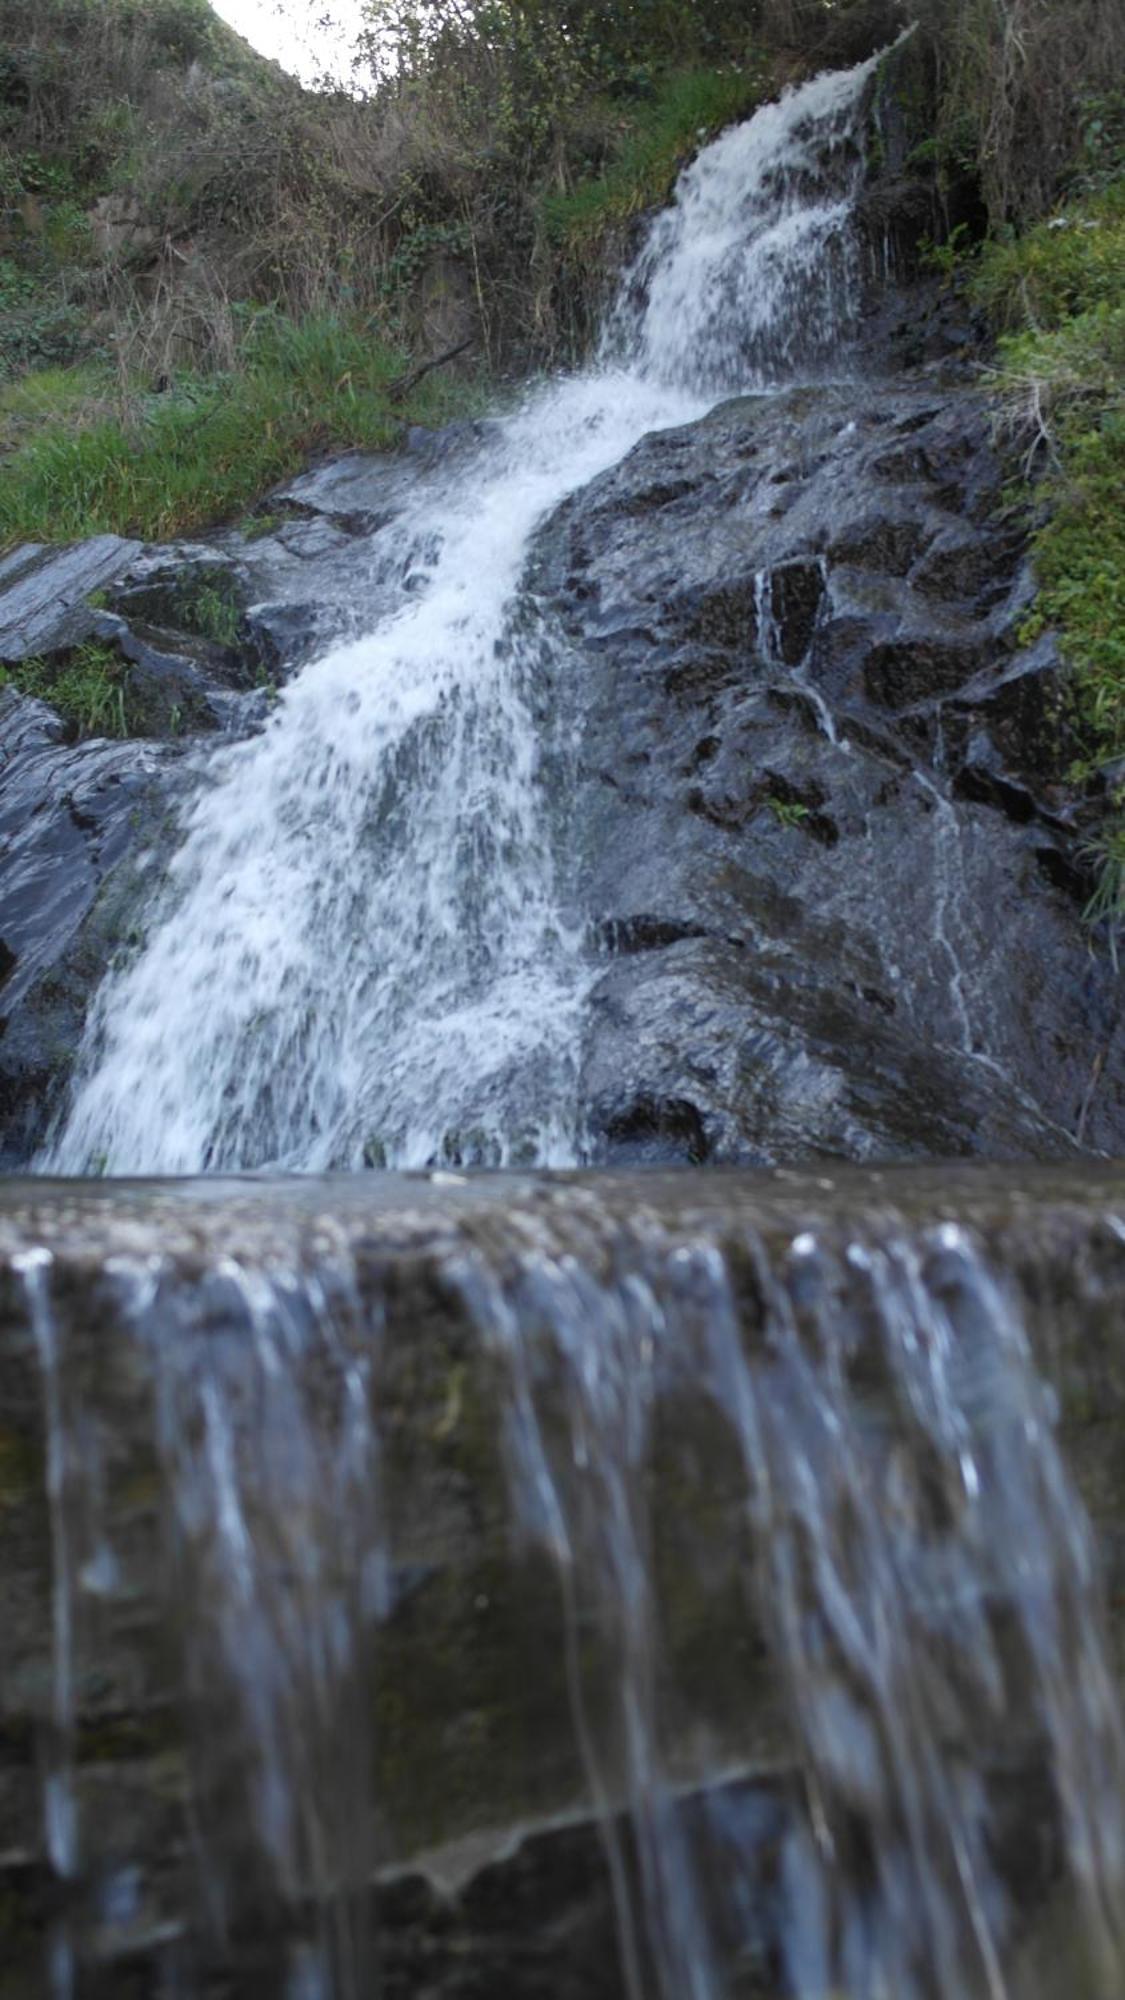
[909,0,1125,228]
[540,67,767,249]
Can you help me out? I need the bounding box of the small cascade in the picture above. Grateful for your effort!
[43,54,883,1178]
[611,53,882,394]
[913,770,976,1055]
[755,560,841,745]
[2,1170,1125,1997]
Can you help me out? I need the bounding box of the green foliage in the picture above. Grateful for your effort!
[1081,819,1125,966]
[766,796,811,828]
[972,180,1125,330]
[190,583,241,646]
[979,170,1125,950]
[1067,89,1125,197]
[1017,402,1125,747]
[0,642,135,738]
[359,0,760,91]
[0,364,109,447]
[917,221,976,281]
[237,511,284,541]
[909,0,1125,228]
[0,313,482,545]
[0,259,89,380]
[541,66,766,247]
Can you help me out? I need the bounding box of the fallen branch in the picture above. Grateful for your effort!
[387,335,476,406]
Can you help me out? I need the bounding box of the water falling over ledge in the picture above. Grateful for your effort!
[2,1162,1125,1997]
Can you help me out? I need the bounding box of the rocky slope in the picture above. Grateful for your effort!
[1,332,1119,1168]
[549,362,1118,1164]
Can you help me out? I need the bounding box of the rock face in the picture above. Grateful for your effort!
[531,367,1123,1165]
[0,538,143,662]
[2,355,1119,1170]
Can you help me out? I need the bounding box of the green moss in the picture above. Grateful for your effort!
[766,796,812,830]
[121,563,245,646]
[238,510,285,541]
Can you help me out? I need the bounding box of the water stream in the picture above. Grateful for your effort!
[8,43,1125,2000]
[45,54,882,1177]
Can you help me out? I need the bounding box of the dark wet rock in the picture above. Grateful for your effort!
[827,513,929,574]
[855,23,986,295]
[0,689,183,1163]
[0,537,142,664]
[531,371,1125,1161]
[950,633,1082,806]
[862,632,992,707]
[92,613,256,735]
[244,597,338,677]
[278,448,432,534]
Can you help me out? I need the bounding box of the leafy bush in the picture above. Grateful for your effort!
[909,0,1125,227]
[972,180,1125,330]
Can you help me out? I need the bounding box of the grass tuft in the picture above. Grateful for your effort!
[0,643,136,738]
[0,313,485,547]
[976,174,1125,948]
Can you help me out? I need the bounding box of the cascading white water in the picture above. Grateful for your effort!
[45,53,883,1177]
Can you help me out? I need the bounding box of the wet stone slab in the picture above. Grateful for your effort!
[1,1165,1124,1994]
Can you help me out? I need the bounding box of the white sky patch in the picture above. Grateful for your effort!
[210,0,371,87]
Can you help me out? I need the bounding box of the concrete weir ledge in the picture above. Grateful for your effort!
[2,1162,1125,1994]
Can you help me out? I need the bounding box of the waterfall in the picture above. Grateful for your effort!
[2,1168,1125,1996]
[15,41,1125,2000]
[44,52,883,1177]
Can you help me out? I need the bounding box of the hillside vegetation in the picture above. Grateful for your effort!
[2,0,1125,922]
[0,0,778,542]
[972,149,1125,941]
[2,0,1121,538]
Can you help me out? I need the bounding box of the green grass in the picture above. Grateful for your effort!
[0,363,112,451]
[972,179,1125,331]
[976,176,1125,950]
[0,312,484,548]
[0,642,136,738]
[540,66,766,250]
